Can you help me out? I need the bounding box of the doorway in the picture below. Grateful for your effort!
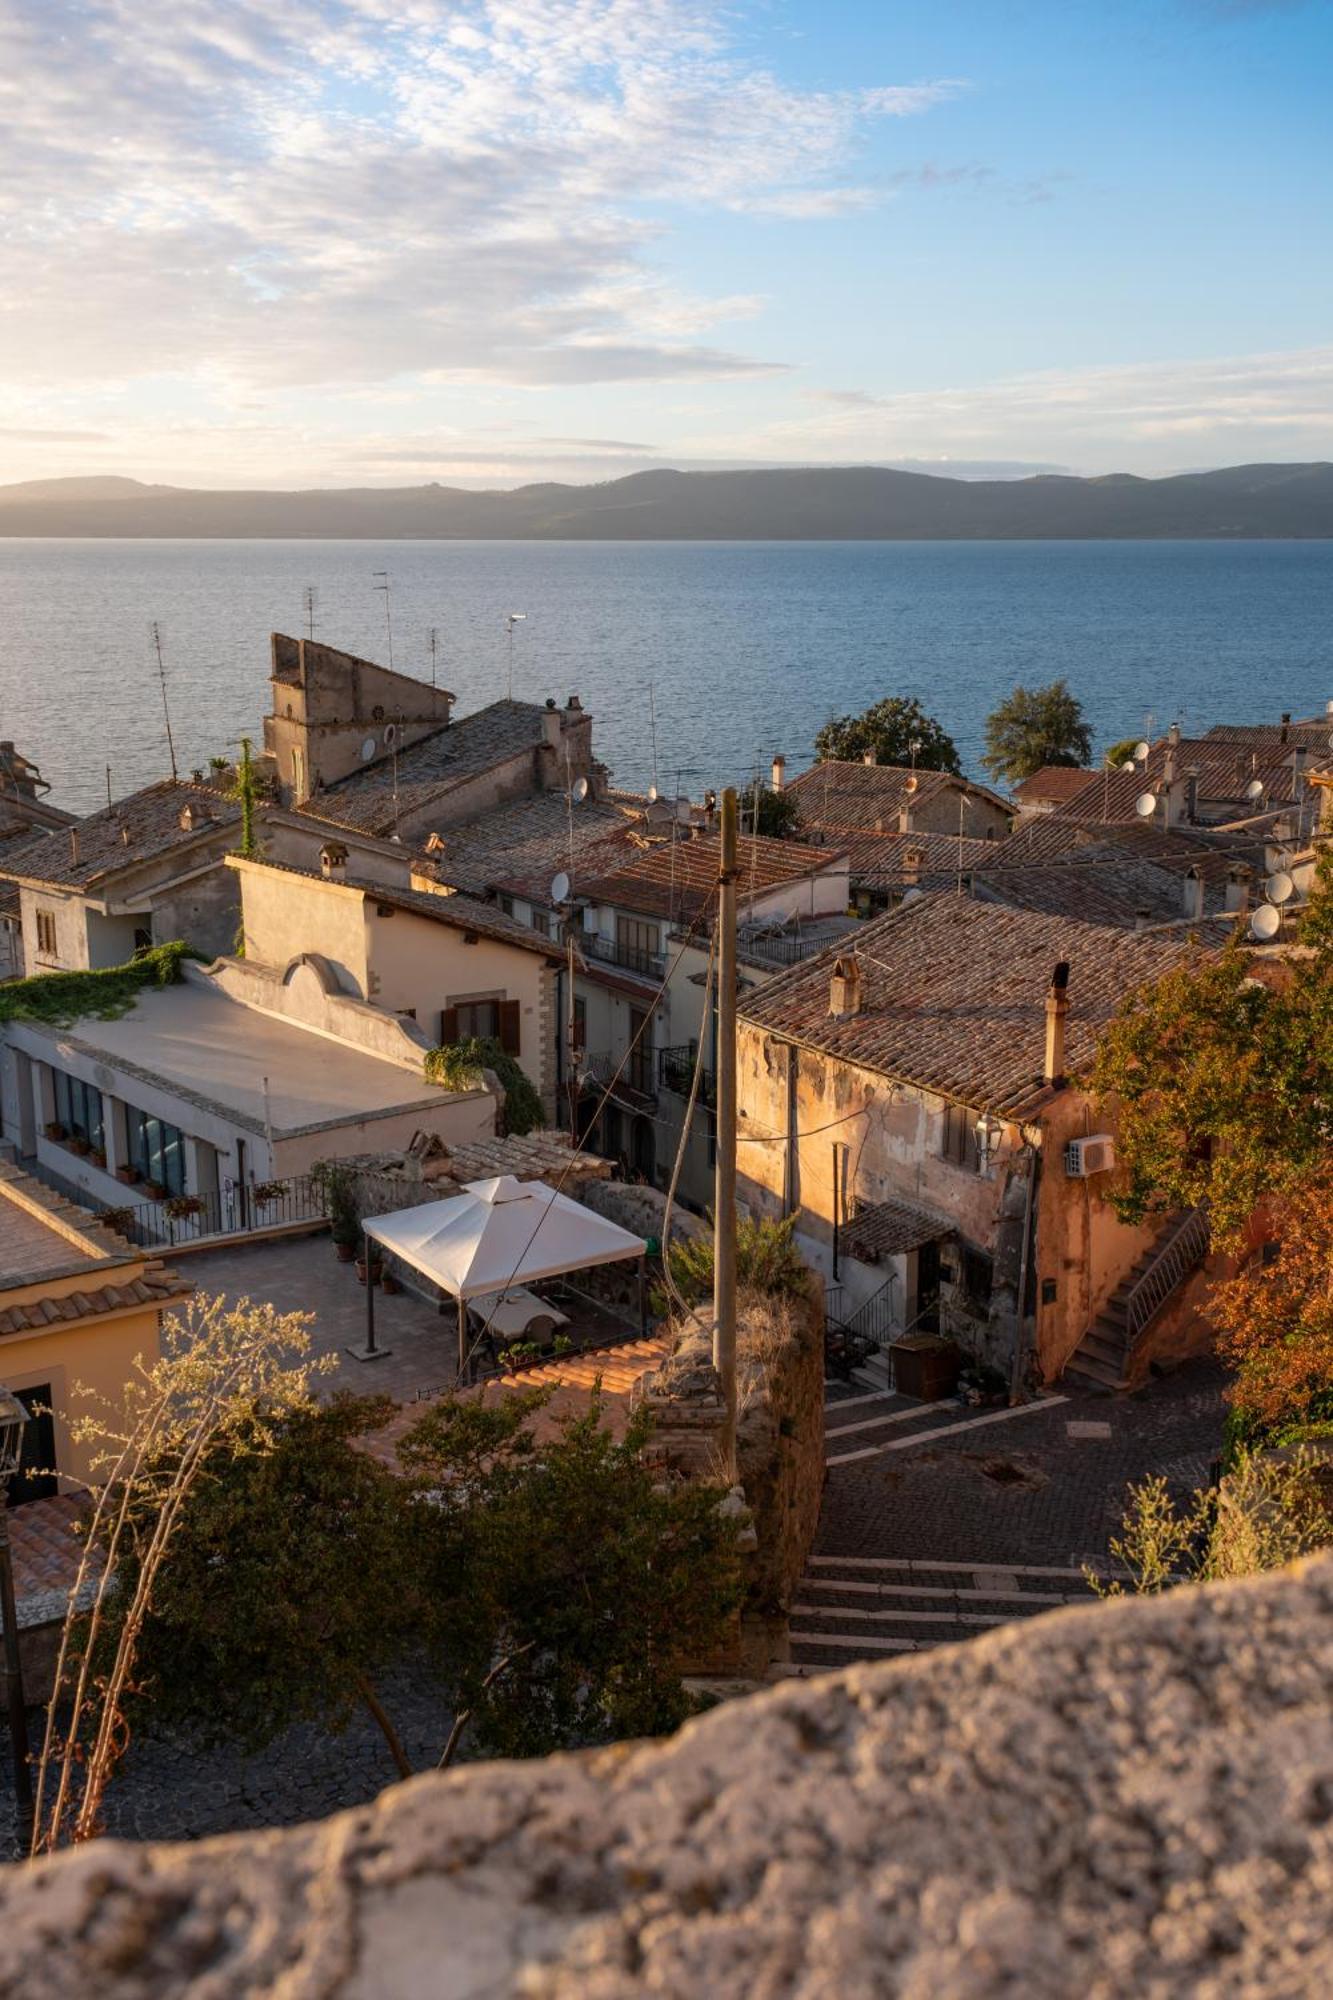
[6,1385,58,1505]
[915,1240,941,1333]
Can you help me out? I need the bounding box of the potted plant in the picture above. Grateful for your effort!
[380,1265,401,1296]
[354,1239,383,1286]
[163,1192,205,1222]
[316,1161,361,1264]
[143,1179,167,1202]
[44,1120,67,1142]
[99,1206,137,1239]
[89,1146,106,1170]
[251,1179,285,1208]
[115,1165,137,1187]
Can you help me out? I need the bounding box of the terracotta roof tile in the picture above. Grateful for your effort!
[0,780,238,890]
[583,831,842,924]
[1012,765,1097,805]
[842,1196,953,1261]
[300,702,552,837]
[738,893,1211,1118]
[786,761,1012,837]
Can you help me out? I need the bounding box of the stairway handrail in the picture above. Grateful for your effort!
[1124,1207,1210,1344]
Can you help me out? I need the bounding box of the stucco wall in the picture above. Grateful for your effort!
[237,866,369,996]
[0,1300,165,1490]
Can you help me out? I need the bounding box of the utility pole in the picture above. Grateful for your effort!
[713,786,739,1479]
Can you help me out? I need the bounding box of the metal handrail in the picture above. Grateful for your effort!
[583,933,666,979]
[1124,1207,1210,1344]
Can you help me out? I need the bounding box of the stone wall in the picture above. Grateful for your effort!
[6,1556,1333,1996]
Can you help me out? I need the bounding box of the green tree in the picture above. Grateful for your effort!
[982,678,1092,783]
[741,782,801,840]
[1104,735,1142,770]
[814,697,960,774]
[1087,858,1333,1246]
[1091,1448,1329,1598]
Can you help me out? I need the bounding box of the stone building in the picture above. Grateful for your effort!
[735,894,1214,1388]
[780,756,1013,845]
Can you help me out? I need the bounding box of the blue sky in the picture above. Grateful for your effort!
[0,0,1329,486]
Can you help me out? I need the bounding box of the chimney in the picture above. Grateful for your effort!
[1279,712,1291,745]
[1182,865,1205,923]
[1133,908,1153,931]
[771,755,786,794]
[1044,961,1070,1087]
[542,698,561,750]
[1224,864,1252,915]
[829,955,862,1018]
[1168,721,1181,748]
[901,843,925,889]
[320,841,349,883]
[1184,765,1200,825]
[1326,699,1333,719]
[861,749,876,768]
[69,825,80,869]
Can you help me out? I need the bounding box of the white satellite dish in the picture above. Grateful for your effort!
[1135,792,1157,819]
[1245,778,1265,802]
[572,776,589,804]
[1133,741,1150,763]
[1249,903,1281,941]
[1266,870,1295,906]
[901,886,924,905]
[647,784,659,803]
[359,735,377,762]
[549,871,571,906]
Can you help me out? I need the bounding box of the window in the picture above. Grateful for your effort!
[627,1006,653,1095]
[126,1106,187,1196]
[941,1102,981,1172]
[614,915,659,974]
[52,1072,104,1153]
[440,998,522,1056]
[497,894,515,918]
[531,908,557,939]
[35,908,58,958]
[291,748,306,797]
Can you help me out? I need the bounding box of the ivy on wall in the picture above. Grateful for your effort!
[0,940,195,1029]
[424,1036,544,1136]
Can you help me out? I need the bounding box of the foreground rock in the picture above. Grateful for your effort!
[4,1557,1333,1997]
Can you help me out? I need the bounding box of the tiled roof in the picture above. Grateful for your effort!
[0,1166,191,1334]
[583,831,843,924]
[1055,736,1331,828]
[843,1195,953,1262]
[429,789,649,899]
[787,761,1012,837]
[0,780,238,891]
[301,702,551,837]
[838,830,1001,887]
[737,894,1209,1117]
[1011,765,1097,806]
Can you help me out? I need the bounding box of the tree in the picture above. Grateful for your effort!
[1087,855,1333,1246]
[982,678,1092,783]
[814,697,960,774]
[1092,1448,1328,1598]
[741,782,801,840]
[1104,735,1142,770]
[1210,1175,1333,1442]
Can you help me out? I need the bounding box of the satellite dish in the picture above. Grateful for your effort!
[572,776,589,804]
[1250,903,1281,941]
[647,784,659,803]
[905,775,919,794]
[1266,870,1295,905]
[901,887,924,905]
[1135,792,1157,819]
[1245,778,1265,801]
[360,735,377,762]
[549,871,571,906]
[1133,741,1150,763]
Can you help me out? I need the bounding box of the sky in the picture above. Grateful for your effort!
[1,0,1330,489]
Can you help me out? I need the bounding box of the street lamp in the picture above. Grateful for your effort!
[0,1385,33,1845]
[974,1109,1003,1173]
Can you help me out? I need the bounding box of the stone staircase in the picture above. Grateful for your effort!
[1062,1207,1210,1394]
[775,1554,1102,1675]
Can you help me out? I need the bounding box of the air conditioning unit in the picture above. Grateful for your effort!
[1065,1135,1115,1179]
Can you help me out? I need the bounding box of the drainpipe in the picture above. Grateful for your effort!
[1008,1143,1041,1405]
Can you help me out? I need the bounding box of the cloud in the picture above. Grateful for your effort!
[0,2,959,395]
[0,427,110,443]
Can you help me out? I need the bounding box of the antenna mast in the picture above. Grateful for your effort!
[505,612,526,701]
[303,584,317,641]
[373,571,394,669]
[428,625,440,691]
[150,621,179,783]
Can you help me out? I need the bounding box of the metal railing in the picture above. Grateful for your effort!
[1124,1207,1210,1344]
[839,1271,901,1351]
[80,1174,329,1251]
[737,926,849,968]
[582,932,666,980]
[582,1048,657,1106]
[658,1042,717,1109]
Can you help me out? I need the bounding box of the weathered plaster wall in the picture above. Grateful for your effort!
[7,1556,1333,1997]
[236,867,369,996]
[0,1298,165,1490]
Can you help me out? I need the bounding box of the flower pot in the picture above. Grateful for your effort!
[381,1271,401,1296]
[115,1167,136,1186]
[334,1240,356,1264]
[355,1260,382,1286]
[89,1150,106,1170]
[44,1122,66,1141]
[68,1137,91,1157]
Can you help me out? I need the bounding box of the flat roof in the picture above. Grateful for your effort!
[32,982,474,1139]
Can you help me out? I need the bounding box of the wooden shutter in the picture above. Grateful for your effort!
[499,999,521,1055]
[440,1005,460,1045]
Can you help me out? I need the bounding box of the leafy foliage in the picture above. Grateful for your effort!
[982,678,1092,783]
[661,1210,808,1313]
[1210,1176,1333,1439]
[813,696,960,774]
[741,782,801,840]
[0,940,194,1029]
[311,1158,361,1246]
[1087,892,1333,1246]
[1091,1448,1329,1598]
[424,1035,544,1135]
[1104,736,1142,770]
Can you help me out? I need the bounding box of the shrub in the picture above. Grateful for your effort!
[424,1036,543,1136]
[660,1211,808,1314]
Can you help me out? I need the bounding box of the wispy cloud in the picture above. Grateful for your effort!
[0,2,959,396]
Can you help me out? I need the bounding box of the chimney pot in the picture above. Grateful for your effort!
[1044,961,1070,1086]
[1280,712,1291,744]
[1225,864,1252,915]
[861,749,876,767]
[1182,865,1205,923]
[1168,721,1181,747]
[771,754,786,794]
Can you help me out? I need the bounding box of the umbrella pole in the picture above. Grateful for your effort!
[457,1293,468,1384]
[639,1254,648,1339]
[345,1230,392,1363]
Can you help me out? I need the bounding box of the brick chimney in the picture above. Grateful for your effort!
[861,750,876,768]
[1182,865,1204,922]
[541,698,562,750]
[1044,961,1070,1087]
[1184,765,1200,825]
[829,956,862,1018]
[771,755,786,794]
[320,841,349,883]
[1168,721,1181,748]
[901,843,925,888]
[1279,712,1291,745]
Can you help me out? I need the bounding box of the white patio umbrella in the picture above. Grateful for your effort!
[354,1175,648,1375]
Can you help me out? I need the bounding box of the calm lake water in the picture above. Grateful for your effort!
[1,538,1330,815]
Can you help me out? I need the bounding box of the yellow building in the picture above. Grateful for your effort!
[0,1164,190,1497]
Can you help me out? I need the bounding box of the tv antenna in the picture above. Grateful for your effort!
[302,584,317,641]
[648,681,660,797]
[504,612,526,700]
[427,625,440,691]
[373,570,394,669]
[149,621,178,783]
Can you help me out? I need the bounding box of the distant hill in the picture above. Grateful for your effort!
[0,463,1331,539]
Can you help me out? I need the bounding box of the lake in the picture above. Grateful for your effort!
[1,538,1330,815]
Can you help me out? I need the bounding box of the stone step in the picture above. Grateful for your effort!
[1079,1324,1129,1365]
[796,1579,1087,1612]
[1063,1353,1126,1393]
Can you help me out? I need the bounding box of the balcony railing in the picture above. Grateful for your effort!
[581,1049,657,1107]
[68,1173,330,1251]
[658,1042,717,1110]
[582,932,666,980]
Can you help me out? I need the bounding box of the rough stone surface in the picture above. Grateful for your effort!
[6,1556,1332,1998]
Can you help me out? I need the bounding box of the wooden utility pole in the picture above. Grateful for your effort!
[713,787,739,1478]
